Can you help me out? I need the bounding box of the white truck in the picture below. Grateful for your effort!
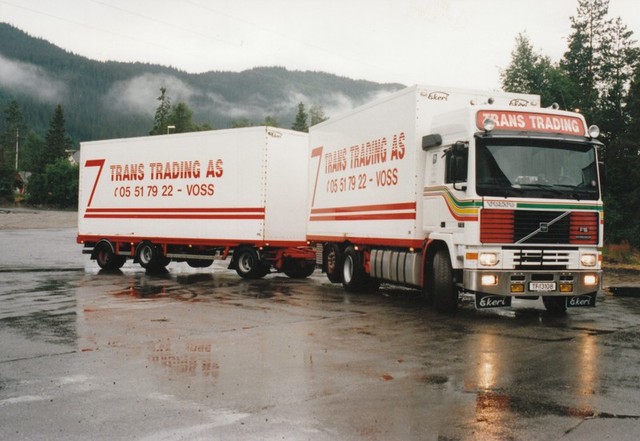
[307,85,604,313]
[77,126,316,278]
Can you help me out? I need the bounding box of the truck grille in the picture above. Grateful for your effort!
[512,248,571,269]
[480,209,598,245]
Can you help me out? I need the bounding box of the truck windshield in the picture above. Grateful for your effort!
[476,138,599,200]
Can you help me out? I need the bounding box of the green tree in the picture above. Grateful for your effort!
[0,100,24,198]
[263,115,279,127]
[597,17,639,141]
[501,33,576,107]
[291,102,308,132]
[150,87,172,135]
[231,118,254,128]
[561,0,612,120]
[39,104,72,172]
[20,132,46,173]
[168,102,196,133]
[27,158,79,208]
[27,105,75,207]
[309,105,328,127]
[604,63,640,246]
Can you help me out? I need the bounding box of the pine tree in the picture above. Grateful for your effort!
[168,102,196,133]
[501,33,541,92]
[1,100,24,170]
[309,105,328,127]
[501,33,576,108]
[150,87,172,135]
[263,115,278,127]
[561,0,612,120]
[291,102,308,132]
[41,104,72,172]
[597,17,639,141]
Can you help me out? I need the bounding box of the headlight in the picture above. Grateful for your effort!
[584,274,599,286]
[479,252,499,266]
[481,274,498,286]
[580,254,597,267]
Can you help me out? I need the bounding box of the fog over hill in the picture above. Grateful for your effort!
[0,23,403,144]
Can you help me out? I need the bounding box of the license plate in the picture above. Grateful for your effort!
[529,282,556,292]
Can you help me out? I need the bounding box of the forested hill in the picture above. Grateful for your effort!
[0,23,404,144]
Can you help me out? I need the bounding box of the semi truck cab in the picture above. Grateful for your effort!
[422,105,604,313]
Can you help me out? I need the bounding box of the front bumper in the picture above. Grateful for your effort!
[463,269,601,297]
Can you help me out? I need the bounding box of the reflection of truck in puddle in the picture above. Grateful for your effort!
[78,86,604,314]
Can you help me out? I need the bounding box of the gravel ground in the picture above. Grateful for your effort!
[0,207,77,230]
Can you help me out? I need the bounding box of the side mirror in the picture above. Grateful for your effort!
[446,141,468,190]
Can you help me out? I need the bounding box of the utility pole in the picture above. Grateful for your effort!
[14,127,19,171]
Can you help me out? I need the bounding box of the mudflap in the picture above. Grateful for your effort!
[566,293,597,308]
[475,293,512,309]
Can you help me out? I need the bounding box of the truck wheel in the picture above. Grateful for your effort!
[324,243,343,283]
[543,296,567,315]
[137,241,168,271]
[432,249,458,313]
[342,246,366,292]
[284,262,316,279]
[235,247,265,279]
[95,241,126,270]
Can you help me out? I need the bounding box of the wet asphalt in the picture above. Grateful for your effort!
[1,228,640,440]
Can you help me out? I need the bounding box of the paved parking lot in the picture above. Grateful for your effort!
[1,228,640,440]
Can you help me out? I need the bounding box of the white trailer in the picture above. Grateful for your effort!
[78,126,316,278]
[308,85,604,313]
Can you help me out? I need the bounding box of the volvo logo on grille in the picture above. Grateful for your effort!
[539,222,549,233]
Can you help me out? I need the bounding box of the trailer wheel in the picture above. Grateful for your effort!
[342,246,366,292]
[433,249,458,313]
[284,262,316,279]
[137,241,168,271]
[94,241,126,270]
[235,247,265,279]
[543,296,567,315]
[323,243,343,283]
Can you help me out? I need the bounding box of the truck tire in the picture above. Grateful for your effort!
[137,241,168,271]
[284,262,316,279]
[235,247,266,279]
[323,243,343,283]
[432,249,458,313]
[543,296,567,315]
[342,246,366,292]
[94,241,126,270]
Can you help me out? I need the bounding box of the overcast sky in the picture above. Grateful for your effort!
[1,0,639,90]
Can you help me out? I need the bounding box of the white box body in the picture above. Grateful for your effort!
[78,127,309,246]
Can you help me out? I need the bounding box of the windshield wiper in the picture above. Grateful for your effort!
[516,184,565,197]
[552,185,598,200]
[477,184,525,198]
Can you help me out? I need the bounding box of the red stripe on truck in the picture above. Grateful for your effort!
[310,202,416,221]
[84,207,265,220]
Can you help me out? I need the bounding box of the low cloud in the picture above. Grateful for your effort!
[0,54,67,102]
[104,73,197,115]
